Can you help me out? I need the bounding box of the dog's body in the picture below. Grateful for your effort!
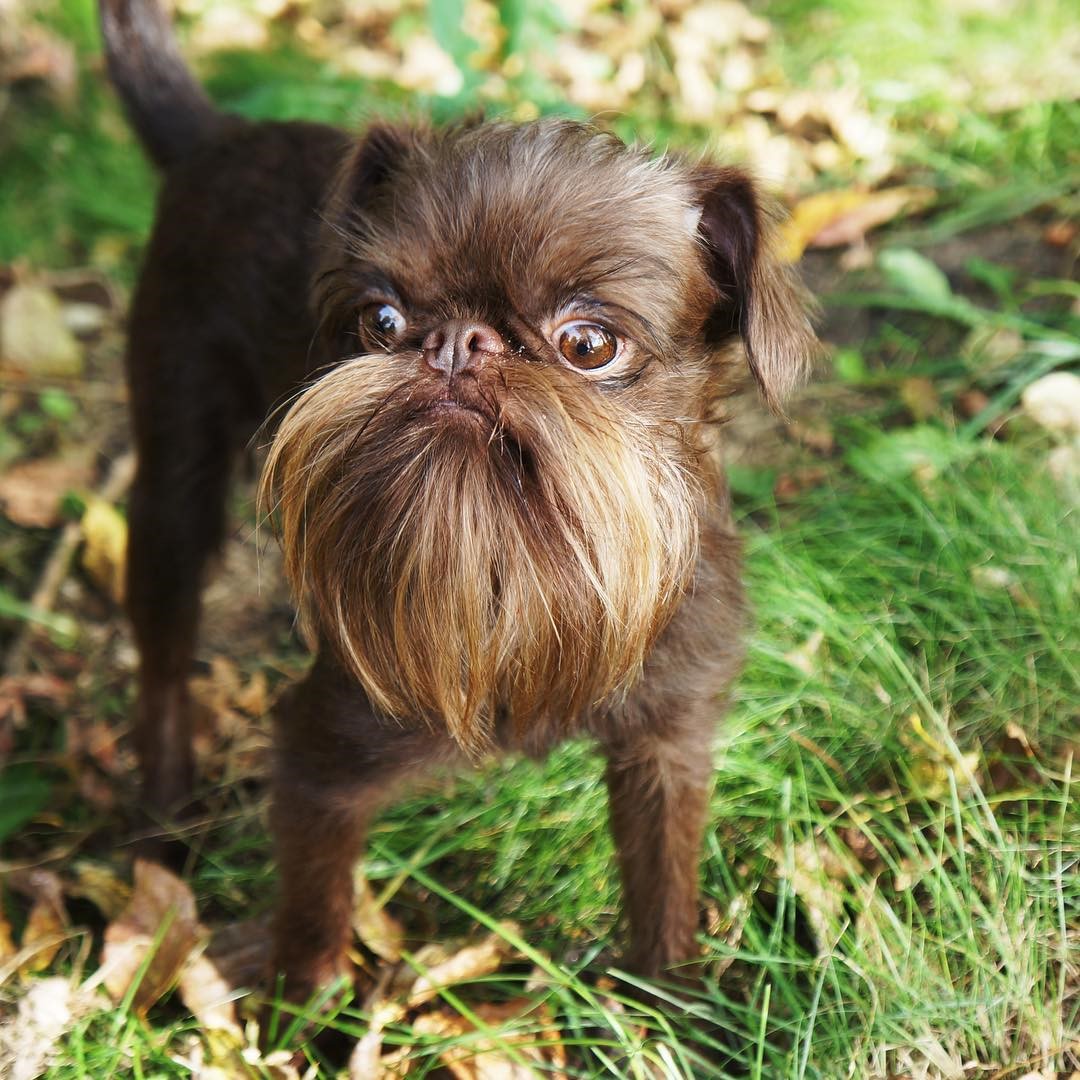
[102,0,816,1003]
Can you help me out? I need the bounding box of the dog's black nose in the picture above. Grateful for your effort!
[423,320,504,375]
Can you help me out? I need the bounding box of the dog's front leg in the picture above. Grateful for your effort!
[602,712,716,980]
[270,653,452,1002]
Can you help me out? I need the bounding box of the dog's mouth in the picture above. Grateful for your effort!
[422,397,493,422]
[406,379,499,427]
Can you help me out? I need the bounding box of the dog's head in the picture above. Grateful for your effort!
[262,120,816,751]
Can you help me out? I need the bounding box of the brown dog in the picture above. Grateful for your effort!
[101,0,817,1004]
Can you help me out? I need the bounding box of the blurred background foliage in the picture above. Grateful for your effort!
[0,0,1077,275]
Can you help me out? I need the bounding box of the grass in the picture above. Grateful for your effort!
[1,0,1077,1076]
[35,432,1073,1077]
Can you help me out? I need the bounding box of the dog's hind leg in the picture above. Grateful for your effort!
[125,300,257,821]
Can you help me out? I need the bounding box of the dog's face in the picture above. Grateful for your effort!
[263,120,816,751]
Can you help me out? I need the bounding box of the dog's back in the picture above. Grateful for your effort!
[103,0,351,814]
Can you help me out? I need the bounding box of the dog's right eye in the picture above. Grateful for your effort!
[360,303,406,350]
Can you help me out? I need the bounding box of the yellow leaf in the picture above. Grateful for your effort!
[778,186,935,263]
[777,189,871,262]
[81,496,127,605]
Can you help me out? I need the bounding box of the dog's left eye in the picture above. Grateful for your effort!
[556,322,619,370]
[360,303,406,349]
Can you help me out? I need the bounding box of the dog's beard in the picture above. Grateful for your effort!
[262,356,701,753]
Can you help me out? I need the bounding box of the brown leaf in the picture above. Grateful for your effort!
[348,1001,406,1080]
[0,284,83,378]
[771,838,846,950]
[98,859,203,1014]
[1,23,77,102]
[233,668,269,717]
[788,421,835,455]
[0,673,71,730]
[1047,443,1080,507]
[953,388,1009,437]
[1043,219,1078,248]
[839,826,883,874]
[0,452,95,528]
[773,466,829,500]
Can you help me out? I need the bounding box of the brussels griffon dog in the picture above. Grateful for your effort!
[102,0,817,1002]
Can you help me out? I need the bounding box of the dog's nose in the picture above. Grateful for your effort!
[423,320,504,376]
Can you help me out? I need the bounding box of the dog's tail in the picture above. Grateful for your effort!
[99,0,225,168]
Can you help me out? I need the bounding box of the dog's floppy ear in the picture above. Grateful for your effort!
[693,166,819,414]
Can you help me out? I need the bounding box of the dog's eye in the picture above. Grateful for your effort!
[556,322,618,370]
[360,303,406,349]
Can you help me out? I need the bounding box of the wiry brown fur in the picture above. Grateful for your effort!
[101,0,819,1021]
[262,122,813,755]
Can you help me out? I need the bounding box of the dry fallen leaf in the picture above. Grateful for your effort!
[899,377,940,422]
[80,495,127,604]
[199,916,271,996]
[407,927,517,1007]
[788,421,835,455]
[903,713,981,800]
[177,951,241,1035]
[353,871,405,963]
[0,452,95,528]
[1043,219,1078,248]
[1021,371,1080,435]
[68,861,132,921]
[0,283,83,377]
[413,998,566,1080]
[0,673,72,730]
[98,859,203,1015]
[778,186,933,262]
[783,629,824,677]
[17,870,68,977]
[0,977,105,1080]
[773,466,829,500]
[233,668,269,717]
[0,884,16,965]
[771,837,846,951]
[812,187,934,249]
[1047,441,1080,506]
[348,1000,407,1080]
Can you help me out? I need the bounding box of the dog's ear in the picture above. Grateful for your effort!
[333,123,421,214]
[693,166,819,414]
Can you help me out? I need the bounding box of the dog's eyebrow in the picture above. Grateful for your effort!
[316,265,408,308]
